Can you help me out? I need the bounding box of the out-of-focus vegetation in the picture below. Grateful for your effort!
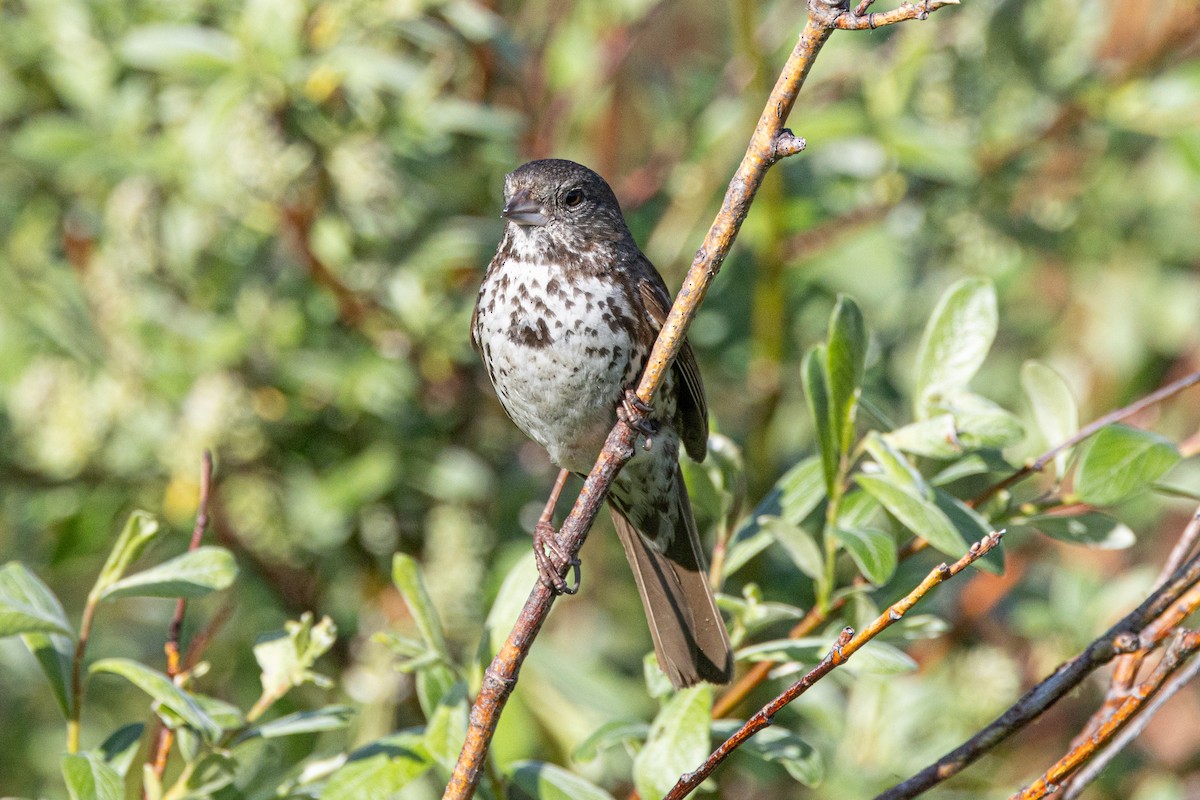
[1,0,1199,797]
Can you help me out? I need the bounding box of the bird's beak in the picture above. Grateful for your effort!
[501,190,549,227]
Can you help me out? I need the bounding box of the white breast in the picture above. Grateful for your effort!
[476,259,639,473]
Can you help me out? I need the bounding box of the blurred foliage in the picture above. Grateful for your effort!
[1,0,1199,797]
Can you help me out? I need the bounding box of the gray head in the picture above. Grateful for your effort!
[500,159,632,248]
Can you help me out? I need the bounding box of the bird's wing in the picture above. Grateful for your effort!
[637,271,708,463]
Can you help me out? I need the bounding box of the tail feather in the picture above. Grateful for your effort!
[610,466,733,688]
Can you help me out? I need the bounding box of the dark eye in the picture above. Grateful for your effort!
[563,188,584,208]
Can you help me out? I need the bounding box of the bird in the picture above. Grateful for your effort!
[471,158,733,688]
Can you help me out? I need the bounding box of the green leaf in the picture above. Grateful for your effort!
[735,638,826,664]
[0,596,73,637]
[93,511,162,599]
[238,706,354,741]
[391,553,449,657]
[1076,425,1181,506]
[914,278,997,418]
[643,652,676,699]
[482,553,539,658]
[939,392,1025,449]
[886,415,962,459]
[778,456,827,526]
[320,732,432,800]
[760,517,824,580]
[721,527,774,578]
[508,761,617,800]
[101,546,236,601]
[97,723,145,777]
[415,663,458,720]
[423,681,469,771]
[633,685,712,800]
[120,25,239,76]
[842,640,918,675]
[0,563,75,715]
[254,613,338,698]
[62,753,123,800]
[855,474,968,558]
[1021,361,1079,477]
[933,491,1004,574]
[89,659,221,740]
[826,296,867,458]
[1024,513,1136,549]
[863,432,928,494]
[572,720,651,762]
[834,527,896,586]
[802,346,838,494]
[711,722,822,787]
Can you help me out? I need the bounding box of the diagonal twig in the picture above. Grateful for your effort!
[1013,629,1200,800]
[667,530,1004,800]
[873,524,1200,800]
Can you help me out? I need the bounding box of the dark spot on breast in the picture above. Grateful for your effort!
[510,317,554,349]
[546,278,561,295]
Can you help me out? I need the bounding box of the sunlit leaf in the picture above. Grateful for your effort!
[101,546,236,601]
[760,516,824,580]
[508,760,617,800]
[802,345,838,494]
[826,295,867,458]
[834,527,897,585]
[914,278,997,418]
[423,681,469,771]
[254,613,338,698]
[1024,513,1136,549]
[1076,425,1180,506]
[1021,361,1079,477]
[239,706,355,742]
[0,563,74,715]
[572,720,650,762]
[89,659,221,740]
[320,732,431,800]
[855,475,967,558]
[92,511,161,599]
[391,553,448,657]
[633,685,711,800]
[711,721,823,787]
[62,753,122,800]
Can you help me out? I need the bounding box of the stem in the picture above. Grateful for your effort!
[66,594,100,753]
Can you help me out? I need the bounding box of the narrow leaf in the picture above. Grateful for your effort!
[93,511,161,598]
[320,732,432,800]
[834,527,897,586]
[0,598,73,637]
[1025,513,1136,549]
[1021,361,1079,477]
[633,685,712,800]
[842,640,918,675]
[855,475,968,558]
[508,761,617,800]
[101,546,236,601]
[0,563,74,716]
[573,720,650,762]
[423,681,469,771]
[1076,425,1181,506]
[711,721,822,787]
[802,346,838,494]
[826,296,867,458]
[936,392,1024,449]
[391,554,449,657]
[90,658,222,740]
[97,723,145,777]
[863,432,929,494]
[886,415,962,459]
[914,278,997,418]
[778,456,827,526]
[62,753,123,800]
[760,517,824,580]
[239,706,354,741]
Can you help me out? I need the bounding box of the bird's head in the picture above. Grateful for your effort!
[500,159,632,250]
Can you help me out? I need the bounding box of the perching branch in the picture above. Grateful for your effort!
[874,519,1200,800]
[666,530,1004,800]
[443,2,962,796]
[1012,629,1200,800]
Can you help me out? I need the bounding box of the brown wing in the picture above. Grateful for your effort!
[637,273,708,462]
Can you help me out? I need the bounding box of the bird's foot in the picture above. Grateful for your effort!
[618,388,659,451]
[533,521,580,595]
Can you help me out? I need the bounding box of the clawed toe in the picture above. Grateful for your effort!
[618,389,659,451]
[533,521,581,595]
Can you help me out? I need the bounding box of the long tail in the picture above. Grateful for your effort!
[610,465,733,689]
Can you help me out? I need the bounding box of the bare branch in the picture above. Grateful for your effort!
[874,528,1200,800]
[667,530,1004,800]
[1013,630,1200,800]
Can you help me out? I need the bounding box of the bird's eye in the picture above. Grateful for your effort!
[563,188,584,208]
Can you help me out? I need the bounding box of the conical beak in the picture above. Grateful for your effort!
[501,190,549,227]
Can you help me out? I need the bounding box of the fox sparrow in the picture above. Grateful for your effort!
[471,159,733,687]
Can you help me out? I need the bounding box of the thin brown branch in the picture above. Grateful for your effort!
[971,370,1200,507]
[1063,630,1200,799]
[443,14,833,800]
[874,534,1200,800]
[667,530,1004,800]
[150,450,215,782]
[1012,629,1200,800]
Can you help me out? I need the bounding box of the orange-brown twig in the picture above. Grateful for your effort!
[667,530,1005,800]
[874,528,1200,800]
[150,450,215,781]
[1012,629,1200,800]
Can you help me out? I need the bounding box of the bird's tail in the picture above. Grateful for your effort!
[610,465,733,689]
